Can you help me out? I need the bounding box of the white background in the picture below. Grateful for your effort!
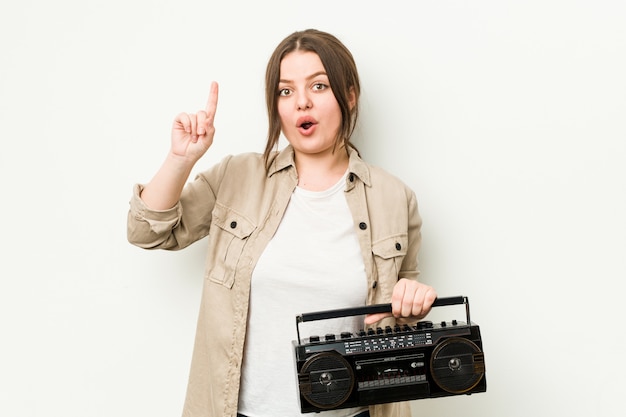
[1,1,625,416]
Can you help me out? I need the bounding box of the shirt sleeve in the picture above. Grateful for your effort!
[126,154,233,251]
[126,183,184,249]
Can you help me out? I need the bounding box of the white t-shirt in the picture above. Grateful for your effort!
[238,172,368,417]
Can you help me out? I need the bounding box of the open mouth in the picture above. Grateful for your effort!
[296,117,317,135]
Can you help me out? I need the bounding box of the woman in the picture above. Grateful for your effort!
[128,29,437,417]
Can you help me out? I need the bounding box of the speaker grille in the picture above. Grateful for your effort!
[299,352,354,409]
[430,337,485,394]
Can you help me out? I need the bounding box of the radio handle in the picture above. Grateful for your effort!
[296,296,470,344]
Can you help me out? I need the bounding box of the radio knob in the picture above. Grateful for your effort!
[325,334,336,341]
[340,332,352,339]
[358,329,366,337]
[385,326,393,334]
[309,335,320,342]
[440,321,447,327]
[452,319,458,326]
[376,327,384,335]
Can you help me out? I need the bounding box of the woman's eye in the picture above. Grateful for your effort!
[312,83,328,91]
[278,88,291,97]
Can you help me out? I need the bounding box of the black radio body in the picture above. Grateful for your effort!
[293,296,486,413]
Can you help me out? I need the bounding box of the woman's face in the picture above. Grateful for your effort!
[277,51,343,158]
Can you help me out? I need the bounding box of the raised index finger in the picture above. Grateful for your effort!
[205,81,219,121]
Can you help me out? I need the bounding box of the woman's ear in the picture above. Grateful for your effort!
[348,86,357,110]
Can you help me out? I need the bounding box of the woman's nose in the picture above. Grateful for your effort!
[296,92,312,110]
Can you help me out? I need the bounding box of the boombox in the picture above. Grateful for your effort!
[292,296,486,413]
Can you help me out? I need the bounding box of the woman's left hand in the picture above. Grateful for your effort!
[364,278,437,325]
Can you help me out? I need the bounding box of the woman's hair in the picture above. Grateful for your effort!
[264,29,361,167]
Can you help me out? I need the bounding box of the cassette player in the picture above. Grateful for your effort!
[292,296,486,413]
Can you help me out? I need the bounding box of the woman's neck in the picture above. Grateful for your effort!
[294,148,349,191]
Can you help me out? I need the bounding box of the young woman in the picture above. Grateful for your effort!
[128,29,437,417]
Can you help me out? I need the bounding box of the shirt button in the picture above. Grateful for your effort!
[359,222,367,230]
[372,281,378,289]
[395,242,402,250]
[349,173,355,182]
[230,221,237,229]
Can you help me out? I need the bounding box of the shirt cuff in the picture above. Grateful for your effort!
[129,183,182,234]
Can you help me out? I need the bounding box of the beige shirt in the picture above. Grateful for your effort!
[127,145,422,417]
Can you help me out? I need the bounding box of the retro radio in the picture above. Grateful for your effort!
[293,296,486,412]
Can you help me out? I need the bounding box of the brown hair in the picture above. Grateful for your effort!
[263,29,361,168]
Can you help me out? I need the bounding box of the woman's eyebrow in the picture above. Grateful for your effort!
[279,71,328,84]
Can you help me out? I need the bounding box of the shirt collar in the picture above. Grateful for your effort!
[268,144,371,187]
[347,146,371,187]
[268,145,296,176]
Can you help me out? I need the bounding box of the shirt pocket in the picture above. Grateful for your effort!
[206,203,256,289]
[371,234,408,282]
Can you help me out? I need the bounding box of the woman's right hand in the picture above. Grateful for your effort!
[171,81,219,163]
